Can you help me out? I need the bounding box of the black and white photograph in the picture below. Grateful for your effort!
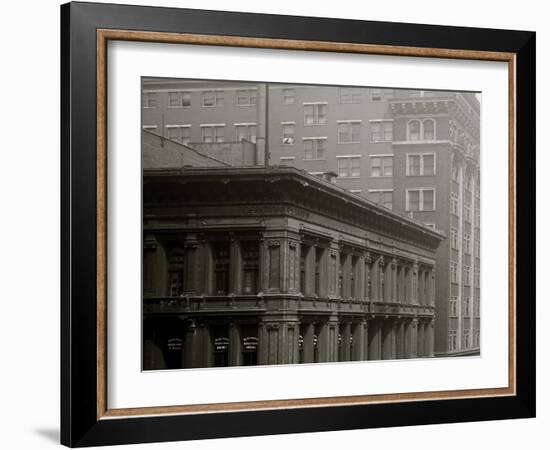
[141,78,481,370]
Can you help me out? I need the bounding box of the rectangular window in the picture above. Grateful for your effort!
[449,330,457,351]
[370,155,393,177]
[370,88,392,102]
[407,153,435,176]
[464,266,471,286]
[464,233,472,254]
[464,202,472,223]
[143,92,157,108]
[337,156,361,178]
[235,123,256,142]
[451,193,459,216]
[167,91,190,108]
[450,297,458,317]
[282,123,295,145]
[337,121,361,143]
[370,121,393,142]
[303,138,327,160]
[406,188,436,211]
[369,190,393,210]
[201,125,225,143]
[304,103,327,125]
[475,239,480,257]
[236,89,257,106]
[339,87,361,104]
[474,298,480,317]
[166,125,191,145]
[462,329,470,348]
[451,227,458,249]
[450,262,458,283]
[475,269,480,287]
[463,297,471,316]
[203,90,224,107]
[283,88,295,105]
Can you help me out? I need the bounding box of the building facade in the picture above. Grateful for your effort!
[143,167,444,369]
[142,79,480,356]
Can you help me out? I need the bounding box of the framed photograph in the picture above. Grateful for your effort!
[61,1,535,447]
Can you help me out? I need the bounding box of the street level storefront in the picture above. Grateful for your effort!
[142,166,445,369]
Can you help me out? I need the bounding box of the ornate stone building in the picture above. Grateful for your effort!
[143,166,444,369]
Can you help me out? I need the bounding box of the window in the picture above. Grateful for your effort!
[235,123,256,142]
[450,297,458,317]
[337,121,361,143]
[166,125,191,144]
[452,164,460,182]
[143,92,157,108]
[424,223,436,230]
[463,297,471,316]
[369,190,393,209]
[168,91,191,108]
[451,227,458,249]
[370,88,393,102]
[463,266,471,286]
[464,201,472,223]
[450,262,458,283]
[282,88,295,105]
[236,89,257,106]
[464,233,472,254]
[370,155,393,177]
[474,298,480,317]
[449,330,457,351]
[475,239,480,257]
[304,103,327,125]
[475,212,481,228]
[475,269,480,287]
[339,87,361,103]
[406,188,435,211]
[282,123,295,145]
[407,153,435,176]
[303,138,327,160]
[201,125,225,143]
[408,120,421,141]
[337,156,361,178]
[370,121,393,142]
[474,330,480,347]
[407,119,437,141]
[462,329,470,348]
[423,119,435,140]
[451,193,459,216]
[202,90,224,107]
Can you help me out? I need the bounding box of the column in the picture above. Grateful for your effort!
[426,320,435,357]
[183,234,199,295]
[328,244,340,298]
[396,321,405,359]
[368,319,381,360]
[417,267,424,305]
[430,267,436,307]
[302,322,315,363]
[357,254,366,301]
[417,322,425,357]
[229,236,242,295]
[379,256,386,302]
[409,318,418,358]
[382,320,394,360]
[364,252,372,302]
[411,261,419,305]
[229,322,241,366]
[341,322,352,361]
[391,258,398,303]
[354,320,368,361]
[371,254,379,303]
[199,238,213,296]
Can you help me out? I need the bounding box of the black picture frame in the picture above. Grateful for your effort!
[61,1,535,447]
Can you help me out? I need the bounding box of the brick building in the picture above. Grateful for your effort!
[142,78,480,357]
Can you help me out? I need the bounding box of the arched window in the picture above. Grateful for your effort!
[408,120,421,141]
[423,119,435,140]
